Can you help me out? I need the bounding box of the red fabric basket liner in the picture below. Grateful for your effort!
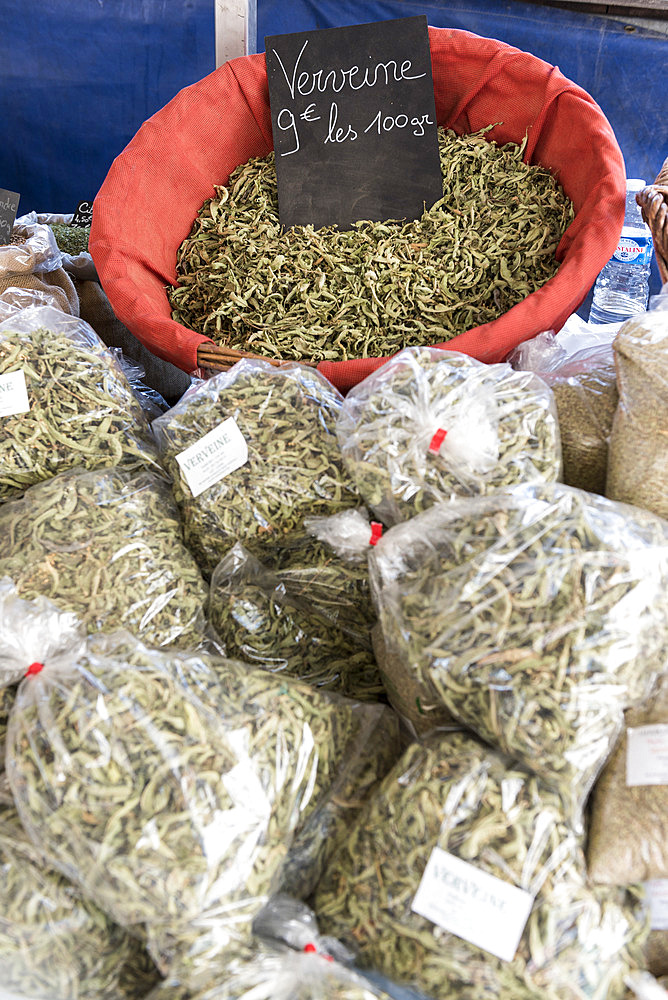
[90,26,625,392]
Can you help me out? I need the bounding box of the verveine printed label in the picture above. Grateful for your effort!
[176,417,248,497]
[645,880,668,930]
[626,724,668,786]
[411,846,534,962]
[0,370,30,417]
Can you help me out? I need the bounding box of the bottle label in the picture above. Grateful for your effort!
[613,235,653,266]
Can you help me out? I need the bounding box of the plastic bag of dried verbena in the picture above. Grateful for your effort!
[368,482,668,827]
[0,581,398,991]
[152,359,361,577]
[314,729,649,1000]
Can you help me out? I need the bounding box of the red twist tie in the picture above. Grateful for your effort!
[369,522,383,546]
[25,662,44,677]
[429,428,448,453]
[303,943,333,962]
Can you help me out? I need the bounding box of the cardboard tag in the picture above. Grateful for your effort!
[411,847,534,962]
[626,724,668,787]
[0,371,30,418]
[265,16,442,230]
[175,416,248,497]
[71,200,93,228]
[0,189,21,245]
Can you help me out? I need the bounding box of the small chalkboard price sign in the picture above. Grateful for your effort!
[265,16,442,230]
[0,189,20,245]
[71,200,93,227]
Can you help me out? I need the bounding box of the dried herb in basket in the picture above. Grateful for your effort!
[168,127,574,362]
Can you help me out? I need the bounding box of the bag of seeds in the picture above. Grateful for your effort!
[0,466,211,648]
[588,675,668,885]
[208,510,385,703]
[152,359,360,577]
[0,585,396,990]
[0,304,161,501]
[510,326,618,495]
[0,800,159,1000]
[336,346,560,525]
[606,309,668,518]
[314,730,649,1000]
[369,482,668,824]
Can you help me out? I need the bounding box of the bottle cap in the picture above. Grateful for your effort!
[626,179,646,192]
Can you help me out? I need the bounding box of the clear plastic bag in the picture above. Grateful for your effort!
[109,347,170,420]
[208,541,384,703]
[145,897,391,1000]
[336,346,560,525]
[0,285,65,320]
[314,730,649,1000]
[2,215,62,276]
[0,467,211,649]
[262,508,381,639]
[369,482,668,824]
[152,359,360,577]
[510,324,618,495]
[0,305,161,500]
[1,590,394,990]
[17,210,97,281]
[0,800,159,1000]
[606,310,668,518]
[587,676,668,885]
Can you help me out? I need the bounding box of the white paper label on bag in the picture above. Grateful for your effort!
[645,880,668,930]
[626,725,668,786]
[0,370,29,417]
[411,847,534,961]
[176,417,248,497]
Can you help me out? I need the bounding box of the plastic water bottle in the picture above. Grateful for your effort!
[589,179,654,325]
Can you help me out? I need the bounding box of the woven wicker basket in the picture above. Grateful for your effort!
[637,156,668,285]
[195,344,316,374]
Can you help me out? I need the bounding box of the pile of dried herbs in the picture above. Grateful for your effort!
[0,466,211,649]
[0,306,161,501]
[168,127,574,362]
[314,730,648,1000]
[337,346,561,524]
[49,222,91,256]
[152,359,360,577]
[369,482,668,823]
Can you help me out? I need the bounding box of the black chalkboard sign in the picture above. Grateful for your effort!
[0,189,20,245]
[265,16,442,230]
[71,200,93,227]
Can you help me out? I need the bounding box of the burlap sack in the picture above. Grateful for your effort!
[0,269,79,316]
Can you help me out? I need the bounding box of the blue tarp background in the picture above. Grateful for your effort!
[1,0,665,292]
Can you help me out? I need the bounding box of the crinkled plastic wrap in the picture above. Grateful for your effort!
[208,541,383,703]
[152,359,360,577]
[0,285,65,321]
[0,801,159,1000]
[1,594,392,989]
[0,305,161,500]
[510,328,618,495]
[588,675,668,885]
[2,217,63,275]
[263,508,380,638]
[0,467,211,648]
[607,310,668,518]
[314,730,648,1000]
[369,483,668,822]
[336,347,560,525]
[109,347,170,421]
